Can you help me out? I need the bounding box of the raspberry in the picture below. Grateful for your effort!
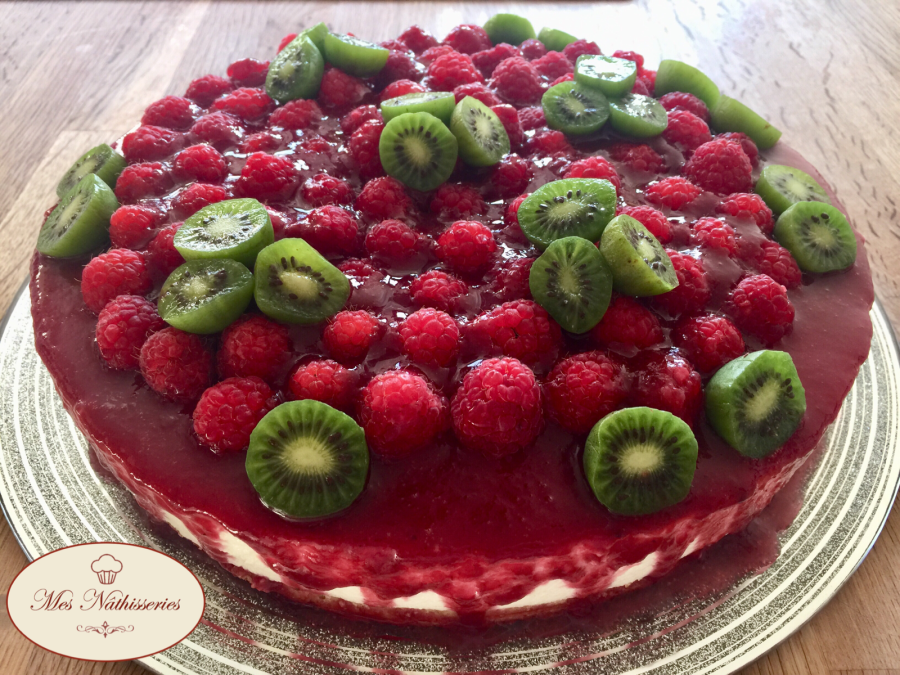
[617,205,672,244]
[218,314,292,383]
[419,45,457,66]
[172,183,228,218]
[378,50,425,86]
[645,177,702,211]
[673,314,745,373]
[562,39,602,63]
[278,33,298,52]
[324,310,382,364]
[109,204,162,250]
[212,87,274,121]
[122,125,184,163]
[348,120,385,180]
[662,109,712,155]
[488,153,532,199]
[227,58,269,87]
[173,144,227,183]
[658,92,709,122]
[288,359,358,409]
[631,350,703,426]
[318,68,370,109]
[491,104,524,151]
[235,152,298,202]
[193,377,275,453]
[268,99,323,130]
[611,50,644,68]
[590,295,664,349]
[520,39,547,60]
[490,256,535,302]
[517,106,546,131]
[504,193,529,230]
[365,219,422,262]
[298,205,361,256]
[355,176,413,221]
[532,51,573,80]
[437,221,497,275]
[359,370,448,459]
[301,173,353,207]
[470,300,561,366]
[139,327,212,401]
[341,105,382,134]
[718,131,759,167]
[563,156,621,193]
[550,73,575,86]
[409,270,468,313]
[297,134,332,156]
[379,79,426,101]
[727,274,795,346]
[400,25,439,54]
[652,250,711,317]
[239,130,284,154]
[266,207,291,240]
[690,217,738,255]
[185,74,232,107]
[427,52,483,91]
[146,223,184,278]
[430,183,487,219]
[442,24,492,54]
[453,82,501,106]
[637,69,656,93]
[490,57,544,105]
[190,112,245,147]
[683,138,753,195]
[525,130,571,155]
[630,78,652,96]
[399,308,460,367]
[545,351,628,433]
[608,142,666,174]
[381,39,411,53]
[142,95,196,130]
[338,258,379,281]
[716,192,774,235]
[81,249,153,313]
[96,295,165,370]
[472,43,522,78]
[451,357,543,457]
[752,240,802,289]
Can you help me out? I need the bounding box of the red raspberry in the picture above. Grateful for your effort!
[658,92,710,122]
[142,95,196,130]
[218,314,292,383]
[545,351,628,433]
[172,183,228,218]
[355,176,413,221]
[728,274,795,346]
[239,131,283,154]
[190,112,245,147]
[268,99,322,130]
[437,221,497,275]
[81,249,153,313]
[235,152,298,202]
[683,138,753,195]
[359,370,448,459]
[277,33,298,52]
[96,295,165,370]
[563,156,621,193]
[525,130,572,155]
[590,295,664,349]
[173,144,227,183]
[532,51,573,80]
[674,314,745,373]
[301,173,353,207]
[139,327,212,402]
[400,25,439,54]
[690,217,738,255]
[185,74,232,107]
[490,57,544,105]
[348,120,385,180]
[488,153,532,199]
[717,192,774,235]
[453,82,501,107]
[266,207,291,240]
[609,142,666,174]
[226,57,268,87]
[381,39,410,53]
[645,177,702,211]
[324,310,382,364]
[451,357,543,457]
[379,79,426,101]
[193,377,275,453]
[472,43,522,78]
[752,240,802,289]
[637,69,656,93]
[617,205,672,244]
[318,68,370,109]
[520,38,547,60]
[419,45,457,66]
[338,258,379,281]
[212,87,274,121]
[298,205,360,256]
[430,183,487,219]
[490,256,535,302]
[631,78,652,96]
[380,48,425,85]
[443,24,492,54]
[550,73,575,86]
[146,223,184,277]
[341,105,382,134]
[663,109,712,155]
[652,250,711,317]
[122,126,184,163]
[612,50,644,68]
[427,52,484,91]
[718,132,759,167]
[491,104,524,151]
[365,219,422,262]
[399,308,460,367]
[409,270,468,313]
[470,300,561,366]
[631,350,703,426]
[517,106,546,131]
[297,134,332,156]
[504,193,529,230]
[563,39,602,63]
[109,205,162,250]
[289,359,357,410]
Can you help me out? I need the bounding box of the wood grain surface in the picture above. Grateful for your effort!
[1,1,898,673]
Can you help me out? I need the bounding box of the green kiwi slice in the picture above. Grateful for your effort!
[158,259,254,334]
[266,34,325,103]
[755,164,831,216]
[537,27,578,52]
[599,215,678,296]
[300,22,329,52]
[706,350,807,459]
[483,13,536,46]
[529,236,613,334]
[37,174,118,258]
[322,33,389,78]
[654,59,721,108]
[541,81,610,136]
[709,95,781,150]
[175,198,275,268]
[379,111,458,192]
[584,407,698,516]
[57,144,126,198]
[574,55,638,98]
[246,400,369,519]
[774,201,857,273]
[517,178,617,250]
[254,238,350,325]
[381,91,456,125]
[449,96,510,167]
[608,94,668,138]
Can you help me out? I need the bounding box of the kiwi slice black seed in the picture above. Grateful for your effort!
[537,27,578,52]
[254,238,350,325]
[158,259,254,334]
[381,91,456,125]
[246,400,369,520]
[599,215,678,296]
[37,174,118,258]
[517,178,617,250]
[541,81,610,136]
[529,236,613,334]
[322,33,389,78]
[57,144,126,198]
[483,13,536,46]
[449,96,510,167]
[706,350,807,459]
[575,55,637,98]
[379,111,458,192]
[755,164,831,216]
[175,198,275,268]
[709,95,781,150]
[654,59,720,108]
[266,34,325,103]
[300,22,329,52]
[774,201,857,273]
[584,407,698,516]
[608,94,668,138]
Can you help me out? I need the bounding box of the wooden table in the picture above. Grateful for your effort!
[1,1,898,673]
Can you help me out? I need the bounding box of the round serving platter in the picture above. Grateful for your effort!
[1,280,898,675]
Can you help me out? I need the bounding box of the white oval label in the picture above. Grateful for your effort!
[6,542,205,661]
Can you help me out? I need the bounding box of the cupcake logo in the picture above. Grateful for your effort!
[90,554,123,585]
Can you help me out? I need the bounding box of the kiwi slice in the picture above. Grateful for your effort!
[379,111,458,192]
[774,201,857,273]
[529,236,613,334]
[584,407,698,516]
[254,238,350,325]
[575,55,638,98]
[654,59,721,108]
[175,198,275,268]
[709,95,781,150]
[541,81,610,136]
[483,13,536,46]
[300,22,329,52]
[57,144,126,198]
[517,178,617,250]
[706,350,807,459]
[537,27,578,52]
[246,400,369,520]
[755,164,831,216]
[381,91,456,125]
[599,215,678,296]
[608,94,668,138]
[266,34,325,103]
[37,174,118,258]
[158,259,254,334]
[449,96,511,167]
[322,33,389,78]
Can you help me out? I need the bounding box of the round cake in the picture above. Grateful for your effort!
[29,15,874,624]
